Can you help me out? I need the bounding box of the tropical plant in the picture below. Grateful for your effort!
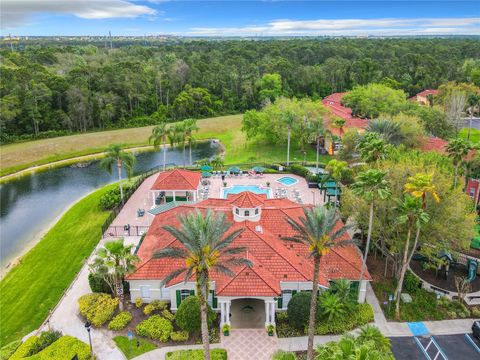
[446,138,473,187]
[332,117,346,137]
[319,292,347,321]
[282,109,297,166]
[149,120,169,171]
[175,295,216,333]
[357,325,391,352]
[89,239,139,311]
[351,169,391,302]
[99,144,136,202]
[308,118,325,174]
[153,210,252,360]
[404,173,440,209]
[326,159,349,207]
[330,279,353,304]
[366,118,404,146]
[357,132,389,164]
[282,206,349,360]
[394,195,430,319]
[168,122,187,167]
[184,118,199,165]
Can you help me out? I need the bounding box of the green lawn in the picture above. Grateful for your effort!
[0,184,114,345]
[459,127,480,143]
[1,114,330,177]
[113,336,156,359]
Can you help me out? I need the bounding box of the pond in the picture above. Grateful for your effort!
[0,141,219,271]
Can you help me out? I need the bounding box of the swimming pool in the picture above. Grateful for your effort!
[276,176,298,186]
[222,185,272,198]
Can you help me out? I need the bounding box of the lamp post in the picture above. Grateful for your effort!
[84,321,93,357]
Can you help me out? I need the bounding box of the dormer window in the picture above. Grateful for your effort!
[244,210,250,216]
[235,208,240,215]
[255,208,259,215]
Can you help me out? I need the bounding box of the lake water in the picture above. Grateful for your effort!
[0,141,219,271]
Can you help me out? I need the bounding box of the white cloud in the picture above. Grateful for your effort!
[188,17,480,36]
[1,0,157,29]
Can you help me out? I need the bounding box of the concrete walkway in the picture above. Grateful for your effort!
[222,329,278,360]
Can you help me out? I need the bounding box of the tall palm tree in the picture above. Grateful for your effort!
[394,195,429,319]
[282,206,349,360]
[90,239,139,311]
[326,159,348,207]
[404,173,440,209]
[309,118,325,174]
[366,118,404,146]
[99,144,136,202]
[282,110,297,166]
[153,210,252,360]
[466,94,479,141]
[184,118,199,165]
[333,117,346,138]
[446,138,472,187]
[351,169,391,302]
[169,122,187,168]
[149,120,169,171]
[357,132,388,164]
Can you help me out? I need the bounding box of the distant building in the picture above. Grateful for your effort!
[466,179,480,209]
[409,89,438,106]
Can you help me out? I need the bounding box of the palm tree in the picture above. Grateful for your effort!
[351,169,391,302]
[149,120,169,171]
[282,206,349,360]
[99,144,136,202]
[404,173,440,209]
[466,94,479,141]
[326,159,348,207]
[169,122,187,168]
[366,118,404,146]
[357,132,388,164]
[184,118,199,165]
[446,138,472,187]
[153,210,252,360]
[332,117,346,138]
[282,110,297,166]
[309,118,325,174]
[90,239,139,311]
[394,195,429,319]
[357,325,391,352]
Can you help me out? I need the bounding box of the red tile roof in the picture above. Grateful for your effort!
[128,192,370,295]
[151,169,201,191]
[322,92,369,136]
[228,192,266,208]
[416,89,438,98]
[421,136,448,154]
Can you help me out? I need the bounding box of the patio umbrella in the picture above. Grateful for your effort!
[201,165,213,171]
[228,166,241,173]
[252,166,265,173]
[202,172,212,178]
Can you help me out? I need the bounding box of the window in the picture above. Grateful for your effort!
[470,188,475,197]
[255,208,259,215]
[181,289,191,301]
[282,290,293,308]
[140,286,150,299]
[207,291,213,307]
[235,208,239,215]
[244,210,250,216]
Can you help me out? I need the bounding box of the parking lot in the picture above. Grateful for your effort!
[390,334,480,360]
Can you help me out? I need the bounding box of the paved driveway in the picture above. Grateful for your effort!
[221,329,278,360]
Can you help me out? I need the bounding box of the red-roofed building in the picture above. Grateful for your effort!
[466,179,480,209]
[409,89,438,106]
[127,192,370,328]
[150,169,202,203]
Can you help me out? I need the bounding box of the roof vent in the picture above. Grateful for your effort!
[245,271,250,276]
[255,225,263,233]
[283,274,288,278]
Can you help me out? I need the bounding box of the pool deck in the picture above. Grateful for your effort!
[107,172,324,237]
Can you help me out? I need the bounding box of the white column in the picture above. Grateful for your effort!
[358,280,367,303]
[270,301,276,326]
[265,301,270,327]
[225,301,231,325]
[220,302,225,327]
[172,191,176,202]
[193,190,197,202]
[151,191,156,207]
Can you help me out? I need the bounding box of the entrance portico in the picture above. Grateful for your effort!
[219,297,276,329]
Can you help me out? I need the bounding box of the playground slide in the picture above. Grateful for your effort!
[466,259,478,283]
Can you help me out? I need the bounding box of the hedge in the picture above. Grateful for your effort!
[143,300,168,315]
[136,315,173,342]
[0,340,21,360]
[78,293,118,327]
[316,303,374,335]
[88,273,111,294]
[108,311,133,331]
[165,349,227,360]
[175,296,216,333]
[170,331,189,342]
[28,336,91,360]
[9,336,39,360]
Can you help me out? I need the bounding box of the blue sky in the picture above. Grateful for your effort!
[1,1,479,36]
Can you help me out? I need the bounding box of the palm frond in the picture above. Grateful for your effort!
[160,267,187,287]
[153,247,188,259]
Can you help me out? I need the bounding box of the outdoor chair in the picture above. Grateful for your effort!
[137,208,145,217]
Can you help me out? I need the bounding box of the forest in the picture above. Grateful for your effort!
[1,38,479,143]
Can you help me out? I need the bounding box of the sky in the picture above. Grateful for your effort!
[1,0,479,37]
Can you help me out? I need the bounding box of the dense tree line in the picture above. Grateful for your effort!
[1,38,479,142]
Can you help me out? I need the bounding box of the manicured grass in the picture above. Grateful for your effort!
[0,184,115,345]
[165,349,227,360]
[459,127,480,143]
[0,114,331,176]
[113,335,156,359]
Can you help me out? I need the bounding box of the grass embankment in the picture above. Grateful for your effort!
[0,184,114,345]
[1,114,330,177]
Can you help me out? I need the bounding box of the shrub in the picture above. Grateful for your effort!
[9,336,39,360]
[88,273,112,294]
[143,300,168,315]
[99,186,131,210]
[316,303,373,335]
[0,340,21,360]
[170,331,189,342]
[272,350,297,360]
[175,296,216,333]
[78,293,118,327]
[165,349,227,360]
[288,164,309,178]
[356,303,375,324]
[136,315,173,342]
[287,292,315,329]
[28,335,91,360]
[162,309,175,321]
[135,297,143,308]
[403,271,421,294]
[276,312,288,322]
[319,292,347,321]
[108,311,133,331]
[26,331,62,356]
[471,307,480,318]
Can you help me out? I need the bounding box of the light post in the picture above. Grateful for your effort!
[84,321,93,358]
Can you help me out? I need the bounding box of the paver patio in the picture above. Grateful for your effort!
[221,329,278,360]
